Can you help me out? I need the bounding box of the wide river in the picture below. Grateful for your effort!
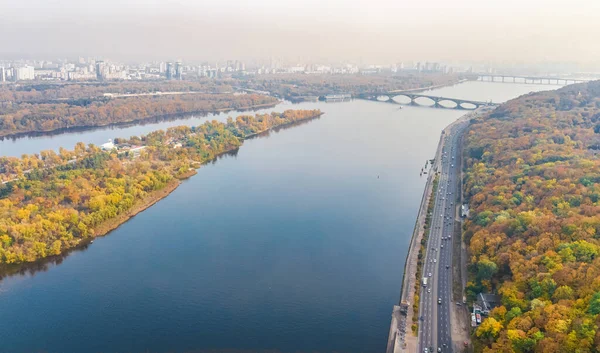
[0,81,561,353]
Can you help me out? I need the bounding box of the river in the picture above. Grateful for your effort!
[0,81,561,353]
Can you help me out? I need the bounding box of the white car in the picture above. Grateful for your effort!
[433,259,437,263]
[428,272,432,277]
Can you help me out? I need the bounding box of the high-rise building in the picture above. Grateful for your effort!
[96,61,106,81]
[166,62,173,80]
[175,61,182,80]
[0,67,5,82]
[15,66,35,81]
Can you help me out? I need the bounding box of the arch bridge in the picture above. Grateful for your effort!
[357,92,497,110]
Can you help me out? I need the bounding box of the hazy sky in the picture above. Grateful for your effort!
[2,0,600,65]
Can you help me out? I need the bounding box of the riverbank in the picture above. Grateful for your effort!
[0,161,202,281]
[0,110,322,277]
[387,120,445,353]
[91,179,182,238]
[243,112,324,139]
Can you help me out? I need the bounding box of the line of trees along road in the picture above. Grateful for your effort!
[463,81,600,352]
[0,109,321,266]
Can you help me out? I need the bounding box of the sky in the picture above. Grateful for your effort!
[2,0,600,66]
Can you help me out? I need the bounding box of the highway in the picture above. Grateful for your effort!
[417,121,467,353]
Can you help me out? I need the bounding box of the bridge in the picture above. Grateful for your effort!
[357,92,497,110]
[478,74,589,85]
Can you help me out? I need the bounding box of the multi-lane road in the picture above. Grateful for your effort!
[417,121,467,353]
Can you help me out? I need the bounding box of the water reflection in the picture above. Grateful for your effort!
[0,241,92,281]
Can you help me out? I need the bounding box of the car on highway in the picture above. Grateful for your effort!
[428,288,431,293]
[428,272,432,277]
[438,298,442,304]
[433,258,436,263]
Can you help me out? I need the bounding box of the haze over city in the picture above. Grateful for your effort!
[2,0,600,66]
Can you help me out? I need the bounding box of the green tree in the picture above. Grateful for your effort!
[588,292,600,315]
[477,258,498,281]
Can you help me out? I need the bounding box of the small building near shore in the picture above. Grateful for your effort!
[101,139,115,150]
[461,204,470,218]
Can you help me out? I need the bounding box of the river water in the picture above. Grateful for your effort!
[0,81,561,353]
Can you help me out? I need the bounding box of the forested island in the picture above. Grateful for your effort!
[236,72,472,101]
[464,81,600,352]
[0,109,321,266]
[0,81,278,137]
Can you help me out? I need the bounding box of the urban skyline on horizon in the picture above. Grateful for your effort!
[1,55,597,84]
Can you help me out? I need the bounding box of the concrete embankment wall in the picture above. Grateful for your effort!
[387,127,445,353]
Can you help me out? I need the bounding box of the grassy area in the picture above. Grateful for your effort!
[451,173,463,303]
